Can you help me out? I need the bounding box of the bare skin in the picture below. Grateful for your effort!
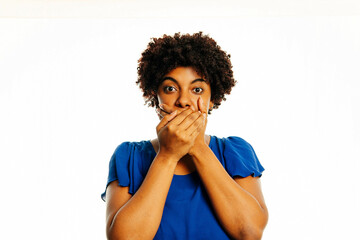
[105,67,268,240]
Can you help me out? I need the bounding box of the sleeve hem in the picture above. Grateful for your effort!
[231,171,263,178]
[101,178,118,202]
[101,178,136,202]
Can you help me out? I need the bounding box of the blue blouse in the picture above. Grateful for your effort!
[101,135,264,239]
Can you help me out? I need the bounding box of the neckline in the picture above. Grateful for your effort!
[147,135,213,176]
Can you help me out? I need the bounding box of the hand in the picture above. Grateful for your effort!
[156,97,208,157]
[156,104,196,119]
[155,106,206,161]
[189,97,208,155]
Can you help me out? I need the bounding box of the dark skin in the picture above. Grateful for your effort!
[105,67,268,240]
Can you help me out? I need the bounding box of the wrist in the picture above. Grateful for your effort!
[188,142,208,157]
[157,150,182,163]
[151,152,178,176]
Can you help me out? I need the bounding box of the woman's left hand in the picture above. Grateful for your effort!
[188,97,208,155]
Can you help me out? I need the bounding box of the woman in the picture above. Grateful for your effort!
[101,32,268,240]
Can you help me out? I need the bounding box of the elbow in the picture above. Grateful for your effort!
[238,206,268,240]
[232,229,263,240]
[106,229,128,240]
[106,215,129,240]
[106,218,118,240]
[106,220,126,240]
[106,222,152,240]
[106,224,133,240]
[245,229,264,240]
[106,225,118,240]
[235,215,268,240]
[236,227,264,240]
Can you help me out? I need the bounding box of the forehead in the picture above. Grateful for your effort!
[162,67,207,83]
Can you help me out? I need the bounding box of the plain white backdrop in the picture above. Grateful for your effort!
[1,1,359,239]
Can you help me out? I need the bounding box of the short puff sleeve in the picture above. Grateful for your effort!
[223,136,264,178]
[101,141,150,201]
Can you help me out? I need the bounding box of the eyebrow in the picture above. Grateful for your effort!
[161,76,207,84]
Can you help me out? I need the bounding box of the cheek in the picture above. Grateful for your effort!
[157,94,173,105]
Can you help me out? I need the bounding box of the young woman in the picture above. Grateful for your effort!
[101,32,268,240]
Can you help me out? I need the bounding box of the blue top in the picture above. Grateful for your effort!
[101,135,264,240]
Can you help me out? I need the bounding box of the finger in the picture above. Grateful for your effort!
[156,110,178,132]
[197,97,208,126]
[156,107,165,119]
[158,103,172,115]
[185,112,206,135]
[156,107,168,119]
[168,107,195,126]
[159,103,190,117]
[157,103,181,119]
[178,111,203,130]
[197,97,206,114]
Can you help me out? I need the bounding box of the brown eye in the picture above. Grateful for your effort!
[164,86,176,92]
[193,87,203,94]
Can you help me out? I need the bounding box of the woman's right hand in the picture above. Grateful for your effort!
[156,106,206,161]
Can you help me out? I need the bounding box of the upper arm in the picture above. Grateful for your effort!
[234,176,268,218]
[105,180,132,233]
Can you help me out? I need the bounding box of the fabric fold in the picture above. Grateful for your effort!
[101,142,145,201]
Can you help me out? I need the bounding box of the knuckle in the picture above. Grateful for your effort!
[179,134,185,141]
[177,134,185,143]
[172,128,181,137]
[168,124,175,132]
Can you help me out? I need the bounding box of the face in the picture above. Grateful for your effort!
[157,66,213,113]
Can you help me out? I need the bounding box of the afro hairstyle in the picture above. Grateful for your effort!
[136,32,236,114]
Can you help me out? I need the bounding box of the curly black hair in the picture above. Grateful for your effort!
[136,32,236,114]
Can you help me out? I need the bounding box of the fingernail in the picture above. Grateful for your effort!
[159,104,164,108]
[202,113,206,118]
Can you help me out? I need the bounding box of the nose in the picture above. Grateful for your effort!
[175,91,193,109]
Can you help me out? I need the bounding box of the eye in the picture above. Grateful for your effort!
[193,87,203,94]
[163,86,177,93]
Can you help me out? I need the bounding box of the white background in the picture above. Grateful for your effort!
[1,1,359,239]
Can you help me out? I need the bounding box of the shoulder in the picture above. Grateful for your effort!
[111,140,155,173]
[113,140,154,156]
[115,140,150,150]
[210,135,264,178]
[107,139,155,195]
[211,135,255,151]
